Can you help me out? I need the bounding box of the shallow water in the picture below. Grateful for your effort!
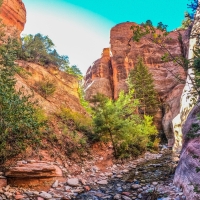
[75,150,181,200]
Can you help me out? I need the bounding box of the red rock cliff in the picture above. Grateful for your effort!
[84,22,188,146]
[0,0,26,34]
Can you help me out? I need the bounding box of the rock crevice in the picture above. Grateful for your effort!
[84,22,188,147]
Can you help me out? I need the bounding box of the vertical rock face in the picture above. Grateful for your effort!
[174,5,200,200]
[84,48,113,100]
[174,102,200,200]
[84,22,187,145]
[0,0,26,34]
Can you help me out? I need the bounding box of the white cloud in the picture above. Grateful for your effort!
[22,1,115,74]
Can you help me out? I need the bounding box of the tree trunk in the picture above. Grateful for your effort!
[108,129,117,158]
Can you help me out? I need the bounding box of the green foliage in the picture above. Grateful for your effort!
[131,20,188,72]
[0,35,45,163]
[19,33,69,67]
[92,91,157,158]
[194,184,200,193]
[131,20,168,43]
[0,0,3,7]
[64,65,83,79]
[196,167,200,173]
[186,123,200,139]
[15,66,32,79]
[37,79,56,98]
[128,58,160,115]
[58,108,92,133]
[19,33,83,78]
[180,12,192,29]
[53,108,92,157]
[78,85,92,113]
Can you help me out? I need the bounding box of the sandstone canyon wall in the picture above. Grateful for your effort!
[85,22,188,147]
[173,4,200,200]
[0,0,88,189]
[15,61,86,115]
[0,0,26,35]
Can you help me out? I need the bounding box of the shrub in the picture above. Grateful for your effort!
[37,79,56,98]
[92,91,158,158]
[15,66,32,79]
[0,33,46,164]
[19,34,83,78]
[58,107,92,133]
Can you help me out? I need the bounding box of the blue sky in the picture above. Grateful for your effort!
[22,0,189,74]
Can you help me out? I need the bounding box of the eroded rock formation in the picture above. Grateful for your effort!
[85,48,113,100]
[16,61,86,115]
[173,4,200,200]
[84,22,187,146]
[6,161,63,190]
[0,0,26,35]
[174,102,200,200]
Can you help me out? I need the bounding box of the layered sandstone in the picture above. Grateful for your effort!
[85,48,113,100]
[173,6,200,199]
[6,161,63,190]
[84,22,187,146]
[3,61,87,189]
[0,0,26,33]
[15,61,86,115]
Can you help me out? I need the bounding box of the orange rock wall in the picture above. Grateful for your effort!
[84,22,188,146]
[0,0,26,34]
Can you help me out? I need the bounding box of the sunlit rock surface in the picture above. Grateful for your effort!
[15,61,86,115]
[0,0,26,35]
[174,5,200,200]
[84,48,113,100]
[6,161,63,190]
[84,22,187,145]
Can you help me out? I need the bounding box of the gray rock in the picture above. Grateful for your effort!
[67,178,80,187]
[97,180,108,185]
[39,191,52,199]
[114,194,121,199]
[132,184,141,189]
[121,195,132,200]
[52,180,59,188]
[152,182,158,186]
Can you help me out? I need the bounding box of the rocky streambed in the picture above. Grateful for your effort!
[0,148,186,200]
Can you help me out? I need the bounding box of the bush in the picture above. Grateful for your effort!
[58,108,92,133]
[19,34,83,78]
[37,79,56,98]
[92,91,158,159]
[15,66,32,79]
[0,33,46,164]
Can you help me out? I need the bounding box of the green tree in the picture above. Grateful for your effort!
[128,58,160,115]
[0,34,45,164]
[180,12,192,29]
[92,90,157,158]
[19,34,83,78]
[64,65,83,79]
[19,33,70,67]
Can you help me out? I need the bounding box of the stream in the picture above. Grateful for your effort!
[75,150,185,200]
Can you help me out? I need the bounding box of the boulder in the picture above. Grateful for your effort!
[5,162,62,178]
[5,161,63,190]
[67,178,80,187]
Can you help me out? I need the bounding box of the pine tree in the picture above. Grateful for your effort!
[128,58,160,115]
[92,90,157,158]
